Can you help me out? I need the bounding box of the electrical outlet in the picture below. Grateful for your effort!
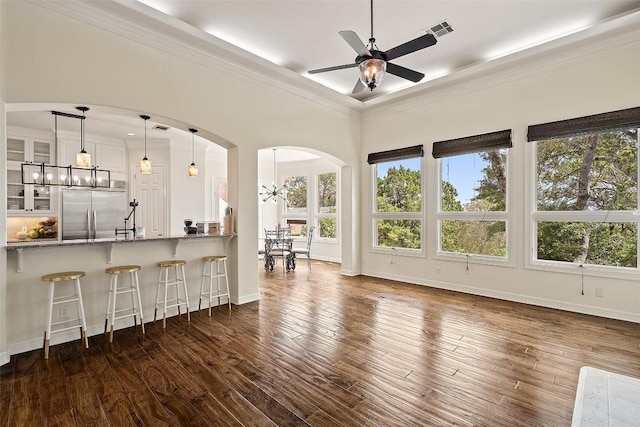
[595,287,603,298]
[60,307,69,319]
[436,267,441,274]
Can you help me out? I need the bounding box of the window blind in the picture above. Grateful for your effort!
[367,144,423,165]
[431,129,512,159]
[527,106,640,142]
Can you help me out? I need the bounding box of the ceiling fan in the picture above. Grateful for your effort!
[308,0,437,94]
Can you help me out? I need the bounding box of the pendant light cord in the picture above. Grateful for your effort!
[144,119,147,157]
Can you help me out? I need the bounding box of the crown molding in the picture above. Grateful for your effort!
[25,0,363,119]
[362,9,640,119]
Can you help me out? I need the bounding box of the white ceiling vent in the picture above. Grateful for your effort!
[425,20,454,38]
[153,125,170,131]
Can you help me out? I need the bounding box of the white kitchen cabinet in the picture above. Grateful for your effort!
[6,131,55,215]
[59,138,127,174]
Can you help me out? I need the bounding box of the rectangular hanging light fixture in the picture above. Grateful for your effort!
[20,108,111,188]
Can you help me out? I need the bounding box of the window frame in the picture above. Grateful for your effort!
[526,108,640,279]
[279,167,340,243]
[434,149,513,266]
[371,156,425,257]
[315,171,338,241]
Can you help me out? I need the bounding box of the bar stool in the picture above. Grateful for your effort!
[104,265,145,342]
[154,259,190,328]
[41,271,89,360]
[199,255,231,315]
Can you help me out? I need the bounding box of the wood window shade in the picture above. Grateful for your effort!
[527,106,640,141]
[432,129,512,159]
[367,145,423,165]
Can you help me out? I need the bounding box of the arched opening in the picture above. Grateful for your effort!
[258,147,345,267]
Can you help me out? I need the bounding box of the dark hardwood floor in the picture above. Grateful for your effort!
[2,261,640,426]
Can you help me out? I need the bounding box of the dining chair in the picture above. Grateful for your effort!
[292,225,315,270]
[264,227,293,272]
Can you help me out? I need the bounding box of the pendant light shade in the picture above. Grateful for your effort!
[359,58,386,91]
[188,128,198,177]
[139,115,152,174]
[76,106,91,167]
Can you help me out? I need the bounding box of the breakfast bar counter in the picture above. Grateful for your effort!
[5,233,236,356]
[7,233,236,272]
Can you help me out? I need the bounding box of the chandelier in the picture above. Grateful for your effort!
[21,108,110,188]
[259,149,288,204]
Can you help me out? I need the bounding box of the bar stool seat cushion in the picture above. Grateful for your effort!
[42,271,85,282]
[202,255,227,262]
[156,259,187,268]
[105,265,141,274]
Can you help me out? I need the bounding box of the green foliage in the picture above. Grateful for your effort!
[536,129,638,266]
[318,173,336,212]
[377,219,421,249]
[376,164,421,249]
[537,130,637,211]
[285,176,307,210]
[441,181,462,212]
[377,165,421,213]
[319,217,337,238]
[537,222,637,267]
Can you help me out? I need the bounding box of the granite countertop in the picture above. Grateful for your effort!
[6,233,236,250]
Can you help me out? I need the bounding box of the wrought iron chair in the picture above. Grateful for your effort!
[264,227,293,272]
[292,225,315,270]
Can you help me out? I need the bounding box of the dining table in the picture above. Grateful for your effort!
[263,227,296,272]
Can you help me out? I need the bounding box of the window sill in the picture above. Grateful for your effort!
[434,252,513,267]
[526,260,639,280]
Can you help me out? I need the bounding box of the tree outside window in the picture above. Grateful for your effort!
[373,159,422,250]
[439,150,508,257]
[534,128,638,268]
[318,172,337,239]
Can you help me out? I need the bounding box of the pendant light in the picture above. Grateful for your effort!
[188,128,198,177]
[139,114,152,174]
[259,149,288,204]
[76,106,91,168]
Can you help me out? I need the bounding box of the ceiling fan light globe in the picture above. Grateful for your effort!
[359,58,386,91]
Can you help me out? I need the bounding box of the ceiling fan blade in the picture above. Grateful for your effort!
[384,33,437,61]
[386,62,425,83]
[309,63,357,74]
[352,79,366,94]
[339,30,371,57]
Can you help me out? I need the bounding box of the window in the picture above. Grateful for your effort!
[370,145,423,251]
[283,175,307,236]
[434,130,511,260]
[317,172,337,239]
[529,107,640,273]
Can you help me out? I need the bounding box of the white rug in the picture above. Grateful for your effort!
[572,366,640,426]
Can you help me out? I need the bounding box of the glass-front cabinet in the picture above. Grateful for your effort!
[6,132,55,215]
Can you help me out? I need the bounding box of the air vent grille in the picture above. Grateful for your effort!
[425,20,454,38]
[153,125,170,131]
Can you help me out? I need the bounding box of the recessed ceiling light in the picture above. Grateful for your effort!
[126,132,135,136]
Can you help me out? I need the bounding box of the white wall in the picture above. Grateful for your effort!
[360,36,640,321]
[0,0,361,360]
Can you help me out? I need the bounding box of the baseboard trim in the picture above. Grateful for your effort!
[340,268,360,277]
[235,293,260,305]
[364,270,640,324]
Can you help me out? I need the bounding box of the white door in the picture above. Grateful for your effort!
[131,163,167,237]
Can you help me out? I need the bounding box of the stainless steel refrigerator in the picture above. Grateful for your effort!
[62,189,127,240]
